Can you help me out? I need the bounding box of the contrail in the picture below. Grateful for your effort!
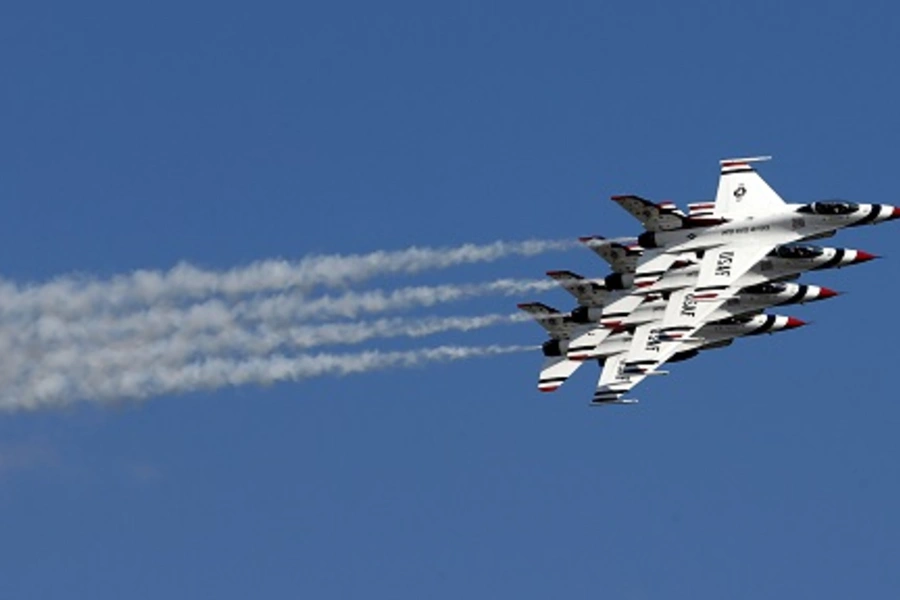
[137,313,528,358]
[0,307,533,410]
[0,239,563,410]
[7,311,527,364]
[243,278,556,323]
[3,278,550,347]
[0,238,572,319]
[2,344,535,411]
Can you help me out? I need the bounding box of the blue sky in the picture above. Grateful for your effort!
[2,1,899,597]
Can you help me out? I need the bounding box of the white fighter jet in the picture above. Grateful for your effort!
[521,299,822,399]
[564,241,874,360]
[589,157,898,404]
[521,280,838,392]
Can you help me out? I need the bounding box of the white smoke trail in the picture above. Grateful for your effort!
[6,312,527,370]
[2,344,534,411]
[1,278,549,349]
[0,239,564,410]
[0,238,572,319]
[171,313,528,357]
[0,303,533,410]
[243,278,556,323]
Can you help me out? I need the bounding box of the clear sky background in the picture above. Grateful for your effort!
[2,1,899,598]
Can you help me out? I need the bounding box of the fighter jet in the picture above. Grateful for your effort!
[564,241,873,360]
[592,313,809,404]
[521,300,819,400]
[521,281,838,391]
[588,157,898,404]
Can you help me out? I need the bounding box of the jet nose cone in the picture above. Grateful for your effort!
[853,250,880,263]
[785,317,807,330]
[818,287,839,299]
[890,206,900,220]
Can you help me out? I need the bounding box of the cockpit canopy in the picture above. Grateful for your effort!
[796,201,859,215]
[769,245,824,259]
[742,282,787,295]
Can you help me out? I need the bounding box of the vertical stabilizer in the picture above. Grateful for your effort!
[713,156,786,219]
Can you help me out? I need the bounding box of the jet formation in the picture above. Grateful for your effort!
[520,157,898,405]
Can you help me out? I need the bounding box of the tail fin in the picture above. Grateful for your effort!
[714,156,786,219]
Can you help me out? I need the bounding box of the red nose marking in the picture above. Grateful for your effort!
[853,250,879,263]
[818,287,839,299]
[785,317,807,329]
[890,206,900,220]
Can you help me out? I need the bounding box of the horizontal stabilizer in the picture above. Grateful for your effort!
[546,270,608,307]
[518,302,579,338]
[538,356,584,392]
[579,236,642,273]
[517,301,559,316]
[611,195,688,232]
[545,269,583,281]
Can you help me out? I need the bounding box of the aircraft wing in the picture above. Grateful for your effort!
[591,353,642,404]
[591,243,776,401]
[691,243,779,302]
